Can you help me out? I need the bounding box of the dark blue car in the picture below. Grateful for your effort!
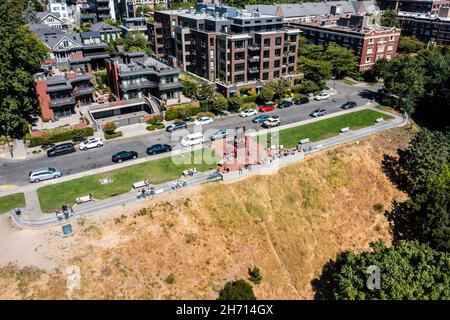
[252,115,271,124]
[112,150,138,163]
[146,144,172,155]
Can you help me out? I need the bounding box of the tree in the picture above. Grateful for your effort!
[369,58,390,81]
[297,79,320,94]
[103,122,117,134]
[213,93,228,113]
[259,85,274,102]
[323,43,357,79]
[124,32,152,55]
[298,57,333,83]
[0,2,47,150]
[264,78,291,98]
[248,267,262,284]
[313,240,450,300]
[196,83,216,103]
[136,5,152,17]
[380,9,400,28]
[217,279,257,300]
[298,36,324,60]
[182,80,197,99]
[22,0,38,24]
[228,95,243,112]
[397,36,426,54]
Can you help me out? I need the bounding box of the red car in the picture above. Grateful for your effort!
[259,101,277,112]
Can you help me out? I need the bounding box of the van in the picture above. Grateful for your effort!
[180,132,204,147]
[29,167,62,183]
[47,142,76,157]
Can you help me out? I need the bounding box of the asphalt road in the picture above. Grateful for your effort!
[0,82,378,187]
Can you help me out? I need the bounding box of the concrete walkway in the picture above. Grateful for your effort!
[0,139,27,160]
[6,107,407,229]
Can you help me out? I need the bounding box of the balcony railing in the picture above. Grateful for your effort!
[248,67,259,74]
[120,80,157,91]
[50,96,75,107]
[248,56,260,62]
[249,45,260,50]
[73,86,95,97]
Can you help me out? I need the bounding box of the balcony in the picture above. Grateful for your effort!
[50,96,75,107]
[249,45,260,51]
[248,56,260,62]
[120,80,156,91]
[73,86,95,97]
[248,67,259,74]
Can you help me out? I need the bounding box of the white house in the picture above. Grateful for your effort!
[48,0,74,23]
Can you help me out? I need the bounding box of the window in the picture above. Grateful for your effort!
[235,63,245,72]
[171,19,176,27]
[262,72,269,80]
[234,52,245,60]
[377,45,385,53]
[386,54,392,60]
[210,38,214,46]
[235,41,244,48]
[235,74,245,82]
[263,50,270,58]
[264,39,270,47]
[388,44,393,51]
[275,37,282,46]
[369,38,374,44]
[263,61,269,69]
[390,35,395,41]
[275,48,281,57]
[274,60,280,68]
[274,71,279,78]
[366,57,371,62]
[367,47,373,54]
[210,49,214,58]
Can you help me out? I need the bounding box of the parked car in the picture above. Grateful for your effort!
[262,115,281,128]
[240,108,258,118]
[310,108,327,117]
[180,132,204,147]
[166,122,188,132]
[79,137,103,150]
[146,144,172,155]
[278,101,293,109]
[112,150,138,163]
[209,129,228,141]
[194,116,214,126]
[293,96,309,105]
[341,101,357,109]
[29,167,62,183]
[259,101,277,112]
[47,143,76,157]
[41,143,55,150]
[252,115,271,124]
[314,92,331,101]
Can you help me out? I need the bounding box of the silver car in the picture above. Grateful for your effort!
[29,167,62,183]
[210,129,228,141]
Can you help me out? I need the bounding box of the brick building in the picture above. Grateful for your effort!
[378,0,450,14]
[33,70,96,120]
[396,7,450,45]
[148,4,301,97]
[293,14,401,71]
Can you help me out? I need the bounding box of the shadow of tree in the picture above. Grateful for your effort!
[381,151,411,194]
[357,89,378,100]
[384,200,416,243]
[311,256,346,300]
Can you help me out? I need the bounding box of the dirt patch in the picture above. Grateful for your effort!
[0,125,413,299]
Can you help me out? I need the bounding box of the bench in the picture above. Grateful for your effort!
[340,127,350,133]
[133,180,150,189]
[375,117,384,123]
[75,195,93,205]
[299,138,310,145]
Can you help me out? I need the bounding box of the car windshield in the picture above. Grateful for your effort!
[49,168,55,172]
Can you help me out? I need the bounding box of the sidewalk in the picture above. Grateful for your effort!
[0,139,27,160]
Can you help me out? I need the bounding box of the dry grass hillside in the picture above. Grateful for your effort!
[0,125,414,300]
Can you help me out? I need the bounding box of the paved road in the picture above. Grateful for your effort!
[0,82,378,187]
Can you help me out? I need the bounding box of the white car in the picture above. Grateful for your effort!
[180,132,204,147]
[194,116,214,126]
[314,92,331,101]
[240,109,258,117]
[79,137,103,150]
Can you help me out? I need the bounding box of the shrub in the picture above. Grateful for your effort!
[29,127,94,147]
[146,115,164,125]
[228,95,243,113]
[104,131,123,140]
[217,279,256,300]
[241,95,257,104]
[165,103,201,121]
[373,203,384,213]
[248,267,262,284]
[103,122,117,134]
[196,111,215,118]
[241,102,257,110]
[146,124,165,131]
[165,273,175,284]
[23,133,31,141]
[296,79,320,94]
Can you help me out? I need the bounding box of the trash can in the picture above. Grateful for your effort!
[14,208,21,216]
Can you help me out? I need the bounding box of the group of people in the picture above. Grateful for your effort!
[55,204,74,221]
[172,178,187,189]
[183,168,197,177]
[137,186,155,199]
[268,146,299,159]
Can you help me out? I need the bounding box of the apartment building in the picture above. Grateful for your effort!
[148,4,301,97]
[378,0,450,14]
[120,17,149,39]
[117,0,168,19]
[33,70,96,120]
[105,52,182,101]
[293,14,401,71]
[396,7,450,44]
[87,0,117,21]
[89,21,122,42]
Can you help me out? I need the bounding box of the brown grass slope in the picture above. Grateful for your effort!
[0,125,413,299]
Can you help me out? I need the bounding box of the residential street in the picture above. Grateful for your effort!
[0,82,378,187]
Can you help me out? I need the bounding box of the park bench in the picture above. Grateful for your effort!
[75,195,93,205]
[299,138,310,145]
[340,127,350,133]
[132,180,150,189]
[375,117,384,123]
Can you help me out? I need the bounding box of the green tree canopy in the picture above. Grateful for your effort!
[313,240,450,300]
[22,0,38,24]
[323,43,357,79]
[380,9,400,28]
[182,80,197,99]
[217,279,257,300]
[124,32,152,55]
[397,36,426,54]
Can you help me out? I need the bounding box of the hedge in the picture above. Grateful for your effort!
[241,95,257,104]
[241,102,257,110]
[146,124,165,131]
[165,103,201,121]
[29,127,94,147]
[104,131,123,140]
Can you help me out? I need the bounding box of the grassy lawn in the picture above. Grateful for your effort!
[257,109,393,148]
[38,149,219,213]
[0,193,25,214]
[180,71,204,84]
